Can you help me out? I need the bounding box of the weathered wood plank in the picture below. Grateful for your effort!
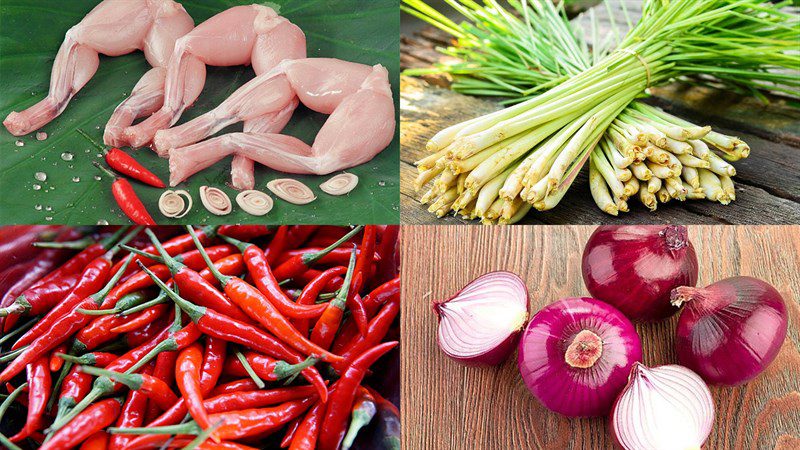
[401,225,800,450]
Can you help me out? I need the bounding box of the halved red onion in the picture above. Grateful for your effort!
[433,271,528,366]
[672,276,788,386]
[581,225,698,321]
[611,363,714,450]
[518,297,642,417]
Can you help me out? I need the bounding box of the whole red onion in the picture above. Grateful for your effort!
[672,276,788,386]
[517,297,642,417]
[582,225,698,321]
[434,271,529,366]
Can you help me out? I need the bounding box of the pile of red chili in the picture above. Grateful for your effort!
[0,225,400,450]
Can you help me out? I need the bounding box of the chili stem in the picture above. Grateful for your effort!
[234,350,265,389]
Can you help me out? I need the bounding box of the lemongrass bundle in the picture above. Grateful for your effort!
[403,0,799,222]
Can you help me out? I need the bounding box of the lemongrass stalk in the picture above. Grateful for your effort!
[639,184,658,211]
[662,137,693,154]
[639,123,668,147]
[647,176,662,193]
[499,155,538,201]
[632,104,712,139]
[420,188,436,204]
[500,196,526,221]
[484,197,504,220]
[591,149,625,200]
[657,186,672,203]
[698,169,726,203]
[622,176,639,199]
[645,161,674,179]
[428,188,458,215]
[415,146,450,170]
[456,173,467,194]
[684,183,706,200]
[707,152,737,176]
[449,142,501,174]
[503,203,532,225]
[681,166,700,189]
[415,166,444,191]
[589,159,619,216]
[676,153,710,168]
[601,137,633,168]
[688,139,710,160]
[665,177,688,201]
[433,169,457,195]
[646,148,671,165]
[719,175,736,201]
[606,127,639,158]
[426,113,493,153]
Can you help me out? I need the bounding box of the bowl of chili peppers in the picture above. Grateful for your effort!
[0,225,400,450]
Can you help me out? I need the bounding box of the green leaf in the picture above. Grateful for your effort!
[0,0,399,225]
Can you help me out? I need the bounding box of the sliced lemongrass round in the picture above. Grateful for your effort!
[320,173,359,196]
[199,186,232,216]
[267,179,316,205]
[158,189,192,218]
[236,190,274,216]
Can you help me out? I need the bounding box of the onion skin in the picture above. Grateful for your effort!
[673,276,788,386]
[582,225,698,321]
[517,297,642,417]
[434,271,529,366]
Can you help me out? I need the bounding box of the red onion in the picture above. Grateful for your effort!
[582,225,699,321]
[672,276,788,386]
[433,271,529,366]
[611,363,714,450]
[517,297,642,417]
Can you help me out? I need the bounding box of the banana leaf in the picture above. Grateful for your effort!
[0,0,400,225]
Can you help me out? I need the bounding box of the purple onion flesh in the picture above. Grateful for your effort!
[673,276,788,386]
[517,297,642,417]
[434,271,529,366]
[582,225,699,321]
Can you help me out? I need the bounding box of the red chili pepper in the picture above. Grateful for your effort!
[40,398,123,450]
[109,369,151,450]
[12,227,141,349]
[53,352,116,417]
[0,255,134,383]
[176,342,213,434]
[8,357,50,442]
[335,296,400,373]
[340,387,377,450]
[188,230,343,365]
[373,225,400,289]
[0,273,80,318]
[147,386,318,428]
[295,266,347,335]
[125,313,169,348]
[210,398,316,440]
[0,225,57,271]
[103,264,170,308]
[223,352,318,382]
[105,147,165,188]
[142,230,252,323]
[124,244,238,273]
[317,341,399,450]
[272,226,362,282]
[80,365,179,411]
[140,264,329,403]
[286,226,320,249]
[110,226,214,275]
[93,162,155,225]
[217,225,272,241]
[144,349,178,422]
[200,337,227,396]
[0,228,82,329]
[275,247,379,268]
[221,235,328,319]
[289,401,326,450]
[264,226,290,264]
[332,277,400,354]
[109,303,168,334]
[281,417,302,448]
[50,342,69,372]
[209,378,261,397]
[312,250,358,350]
[79,430,110,450]
[198,254,244,284]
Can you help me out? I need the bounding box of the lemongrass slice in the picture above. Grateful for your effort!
[267,179,316,205]
[320,173,359,196]
[158,190,192,219]
[236,190,274,216]
[199,186,232,215]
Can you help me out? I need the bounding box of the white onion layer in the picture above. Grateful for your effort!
[612,364,714,450]
[158,190,192,218]
[236,190,274,216]
[199,186,232,216]
[267,179,316,205]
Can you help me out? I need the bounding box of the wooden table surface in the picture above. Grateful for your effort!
[400,225,800,449]
[400,2,800,225]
